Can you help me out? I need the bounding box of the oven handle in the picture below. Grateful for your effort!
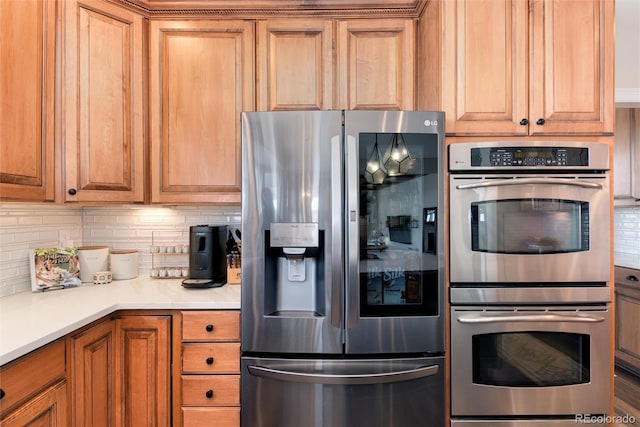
[455,178,603,190]
[457,313,606,324]
[247,364,439,385]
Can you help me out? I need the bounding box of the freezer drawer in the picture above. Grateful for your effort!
[241,356,444,427]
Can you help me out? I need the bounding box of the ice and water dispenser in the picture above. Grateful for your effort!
[264,223,325,316]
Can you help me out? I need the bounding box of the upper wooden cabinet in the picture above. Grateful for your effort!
[614,108,640,205]
[257,19,334,111]
[424,0,614,136]
[0,0,56,202]
[337,19,415,110]
[149,20,254,204]
[63,0,145,203]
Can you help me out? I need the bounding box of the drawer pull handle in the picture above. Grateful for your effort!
[206,357,214,365]
[626,275,639,282]
[205,389,214,398]
[0,389,5,399]
[206,324,214,332]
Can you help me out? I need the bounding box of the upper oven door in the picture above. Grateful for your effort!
[450,306,611,417]
[449,174,610,284]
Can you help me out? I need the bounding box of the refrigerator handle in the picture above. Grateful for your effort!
[247,364,439,385]
[330,135,342,329]
[345,134,359,329]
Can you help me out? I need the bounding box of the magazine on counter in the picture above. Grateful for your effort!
[29,247,81,292]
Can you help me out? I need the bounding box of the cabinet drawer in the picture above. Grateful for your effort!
[0,339,66,416]
[182,343,240,374]
[182,375,239,406]
[182,407,240,427]
[182,311,240,341]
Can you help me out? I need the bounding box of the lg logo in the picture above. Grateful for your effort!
[424,120,438,127]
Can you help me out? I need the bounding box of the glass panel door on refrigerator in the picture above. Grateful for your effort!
[344,111,445,355]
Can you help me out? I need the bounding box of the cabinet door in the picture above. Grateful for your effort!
[0,0,56,201]
[257,19,333,111]
[115,315,171,427]
[615,291,640,372]
[149,20,254,204]
[63,0,145,202]
[70,320,115,427]
[0,381,68,427]
[529,0,614,135]
[336,19,415,110]
[442,0,528,135]
[614,108,640,203]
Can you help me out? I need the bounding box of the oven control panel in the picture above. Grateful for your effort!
[471,147,588,167]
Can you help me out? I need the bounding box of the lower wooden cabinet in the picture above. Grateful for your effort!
[179,311,241,427]
[615,266,640,375]
[0,381,68,427]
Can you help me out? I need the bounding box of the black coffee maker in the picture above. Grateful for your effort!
[183,225,227,288]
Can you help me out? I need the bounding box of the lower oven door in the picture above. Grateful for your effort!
[450,306,611,417]
[241,356,444,427]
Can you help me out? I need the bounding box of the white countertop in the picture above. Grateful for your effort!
[0,277,241,366]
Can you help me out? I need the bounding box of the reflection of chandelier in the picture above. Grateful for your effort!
[364,136,387,184]
[383,134,414,176]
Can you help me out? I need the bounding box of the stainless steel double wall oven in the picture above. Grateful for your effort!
[448,141,612,427]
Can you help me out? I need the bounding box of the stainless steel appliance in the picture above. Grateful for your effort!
[241,110,445,427]
[450,305,611,417]
[449,141,610,286]
[448,141,613,426]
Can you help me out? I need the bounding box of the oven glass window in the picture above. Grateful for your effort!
[471,199,589,254]
[473,332,590,387]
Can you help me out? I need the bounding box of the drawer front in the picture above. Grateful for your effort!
[182,343,240,374]
[182,375,240,406]
[0,339,66,416]
[182,311,240,342]
[182,407,240,427]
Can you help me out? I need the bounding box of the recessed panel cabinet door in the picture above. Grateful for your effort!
[529,0,614,135]
[336,19,415,110]
[257,19,333,111]
[0,0,56,201]
[149,20,254,204]
[63,0,145,202]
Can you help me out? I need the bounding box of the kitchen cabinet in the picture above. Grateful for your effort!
[70,318,115,427]
[614,108,640,205]
[62,0,145,203]
[615,266,640,375]
[337,19,415,110]
[0,339,67,424]
[257,19,334,111]
[149,20,254,204]
[179,310,240,427]
[115,315,172,427]
[421,0,614,136]
[0,0,56,201]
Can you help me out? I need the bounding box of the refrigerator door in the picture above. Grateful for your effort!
[241,356,445,427]
[241,111,344,354]
[344,110,445,354]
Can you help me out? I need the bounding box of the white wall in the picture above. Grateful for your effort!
[614,206,640,269]
[0,205,240,297]
[616,0,640,104]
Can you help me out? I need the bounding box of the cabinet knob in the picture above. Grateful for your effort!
[205,389,214,398]
[519,118,528,126]
[627,275,639,282]
[0,389,5,399]
[536,118,546,125]
[206,357,214,365]
[205,324,214,332]
[68,188,77,195]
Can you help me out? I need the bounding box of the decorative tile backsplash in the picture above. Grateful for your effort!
[614,206,640,269]
[0,205,240,297]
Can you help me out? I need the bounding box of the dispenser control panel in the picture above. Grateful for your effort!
[270,223,319,248]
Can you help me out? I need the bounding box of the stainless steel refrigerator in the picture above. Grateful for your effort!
[240,110,445,427]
